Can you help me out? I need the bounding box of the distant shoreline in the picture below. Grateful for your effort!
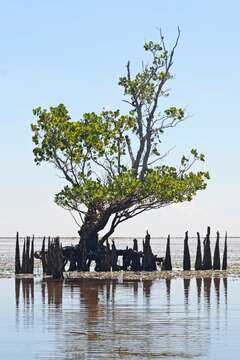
[1,236,240,240]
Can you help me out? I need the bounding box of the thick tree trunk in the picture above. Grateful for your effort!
[78,207,112,251]
[75,207,113,270]
[78,228,99,252]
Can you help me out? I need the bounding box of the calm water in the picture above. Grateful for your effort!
[0,276,239,359]
[1,237,240,359]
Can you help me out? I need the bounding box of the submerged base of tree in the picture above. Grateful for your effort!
[33,232,162,279]
[14,227,228,279]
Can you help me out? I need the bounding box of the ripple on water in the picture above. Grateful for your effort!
[0,276,237,359]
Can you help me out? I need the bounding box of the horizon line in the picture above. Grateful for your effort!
[0,235,238,240]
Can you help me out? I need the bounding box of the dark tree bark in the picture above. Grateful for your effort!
[202,226,212,270]
[41,237,47,274]
[48,238,64,279]
[29,237,34,274]
[142,231,157,271]
[15,232,21,274]
[68,247,78,271]
[25,237,30,273]
[104,239,112,271]
[133,238,138,252]
[21,239,26,273]
[183,231,191,271]
[162,235,172,271]
[222,232,227,270]
[111,240,119,271]
[195,232,202,270]
[213,231,220,270]
[78,207,112,252]
[131,239,141,271]
[123,246,131,270]
[46,237,52,275]
[78,227,98,252]
[17,235,34,274]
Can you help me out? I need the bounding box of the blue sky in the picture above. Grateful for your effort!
[0,0,239,237]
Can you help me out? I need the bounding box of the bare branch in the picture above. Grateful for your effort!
[125,135,135,165]
[68,210,82,227]
[146,146,176,166]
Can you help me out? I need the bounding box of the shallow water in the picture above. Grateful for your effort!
[0,236,240,276]
[0,276,239,359]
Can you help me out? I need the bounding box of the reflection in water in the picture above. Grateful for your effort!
[15,278,34,305]
[223,277,228,304]
[204,277,212,306]
[12,276,231,359]
[143,280,153,305]
[166,278,171,302]
[46,279,63,306]
[183,278,190,305]
[40,279,63,306]
[214,277,220,305]
[196,277,202,304]
[15,278,20,307]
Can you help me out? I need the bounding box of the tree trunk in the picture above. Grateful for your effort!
[78,228,99,252]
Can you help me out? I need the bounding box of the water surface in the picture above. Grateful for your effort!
[0,276,239,359]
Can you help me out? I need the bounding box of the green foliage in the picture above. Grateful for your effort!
[31,31,209,234]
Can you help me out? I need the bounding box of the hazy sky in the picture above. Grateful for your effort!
[0,1,239,238]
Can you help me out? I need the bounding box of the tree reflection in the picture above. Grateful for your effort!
[14,276,229,360]
[183,278,190,305]
[196,278,202,304]
[214,277,220,305]
[203,277,212,306]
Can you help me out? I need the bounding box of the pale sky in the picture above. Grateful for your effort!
[0,1,239,238]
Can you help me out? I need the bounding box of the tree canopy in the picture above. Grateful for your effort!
[31,29,209,248]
